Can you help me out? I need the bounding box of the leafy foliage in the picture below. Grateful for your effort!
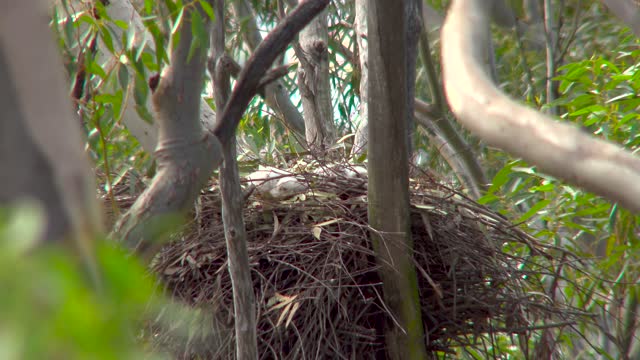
[25,0,640,358]
[0,203,158,359]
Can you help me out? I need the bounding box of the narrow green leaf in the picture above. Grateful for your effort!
[487,162,516,194]
[516,199,551,223]
[86,61,107,79]
[199,0,215,20]
[170,8,184,37]
[117,65,129,92]
[99,25,115,54]
[133,73,148,107]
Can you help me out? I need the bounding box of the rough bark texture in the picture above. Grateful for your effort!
[351,0,369,158]
[210,0,257,358]
[1,0,101,281]
[442,0,640,213]
[296,9,336,151]
[115,3,223,254]
[367,0,428,358]
[232,0,306,136]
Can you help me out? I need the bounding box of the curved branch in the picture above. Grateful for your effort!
[442,0,640,213]
[418,27,487,198]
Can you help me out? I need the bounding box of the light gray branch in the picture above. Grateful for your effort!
[442,0,640,213]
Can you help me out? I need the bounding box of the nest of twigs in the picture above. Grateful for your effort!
[106,163,583,359]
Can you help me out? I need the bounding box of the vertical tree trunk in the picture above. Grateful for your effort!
[210,1,257,359]
[114,3,223,254]
[367,0,428,358]
[404,0,422,157]
[351,0,369,158]
[0,0,101,283]
[296,9,336,151]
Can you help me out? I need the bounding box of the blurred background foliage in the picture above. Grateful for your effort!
[3,0,639,358]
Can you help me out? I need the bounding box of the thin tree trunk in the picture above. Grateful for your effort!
[543,0,558,115]
[367,0,428,358]
[295,9,336,151]
[0,0,101,283]
[351,0,369,158]
[210,0,257,358]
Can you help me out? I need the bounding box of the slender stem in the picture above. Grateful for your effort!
[418,32,487,198]
[544,0,558,115]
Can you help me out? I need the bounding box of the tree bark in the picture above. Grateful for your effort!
[114,3,223,254]
[367,0,428,358]
[74,0,218,153]
[295,9,336,151]
[0,0,101,282]
[210,0,257,358]
[351,0,369,158]
[442,0,640,213]
[115,0,330,254]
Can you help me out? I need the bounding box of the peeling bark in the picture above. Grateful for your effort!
[295,9,336,151]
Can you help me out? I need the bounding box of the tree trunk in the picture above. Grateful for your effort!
[367,0,428,358]
[351,0,369,158]
[210,0,257,358]
[296,9,336,151]
[0,0,101,282]
[114,3,223,255]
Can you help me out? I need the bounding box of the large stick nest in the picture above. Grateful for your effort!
[106,164,583,359]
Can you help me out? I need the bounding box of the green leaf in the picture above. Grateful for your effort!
[133,73,149,107]
[188,11,205,62]
[99,25,115,54]
[86,61,107,79]
[487,161,517,194]
[117,65,129,91]
[199,0,216,20]
[516,199,551,223]
[170,8,185,37]
[135,105,154,124]
[144,0,154,14]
